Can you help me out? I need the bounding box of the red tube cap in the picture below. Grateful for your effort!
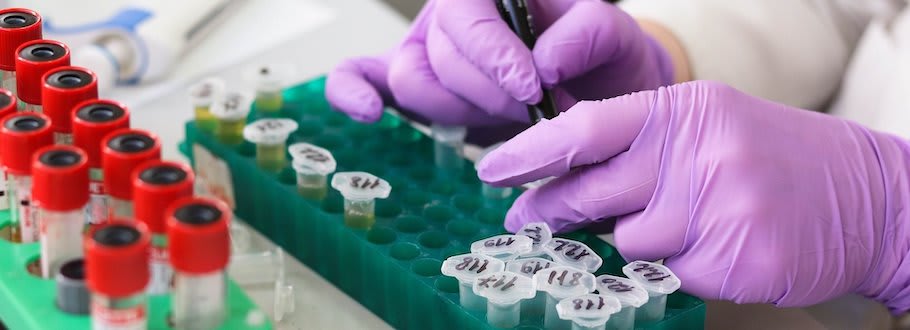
[0,112,53,175]
[72,99,130,168]
[133,160,194,234]
[0,89,17,118]
[85,220,150,298]
[32,145,89,211]
[42,66,98,134]
[101,129,160,199]
[15,39,70,105]
[0,8,41,71]
[167,197,231,274]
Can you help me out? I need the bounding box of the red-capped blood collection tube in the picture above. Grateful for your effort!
[32,145,89,278]
[101,129,160,219]
[42,66,98,144]
[0,112,53,243]
[133,160,194,295]
[85,220,151,330]
[0,8,42,95]
[0,89,18,211]
[15,39,70,112]
[72,99,130,225]
[167,197,231,330]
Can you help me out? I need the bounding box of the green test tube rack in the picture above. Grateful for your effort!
[181,76,706,329]
[0,212,272,330]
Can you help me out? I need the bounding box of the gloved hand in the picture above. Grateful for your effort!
[325,0,674,127]
[476,81,910,311]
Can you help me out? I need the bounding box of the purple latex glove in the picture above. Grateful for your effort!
[325,0,673,127]
[477,81,910,312]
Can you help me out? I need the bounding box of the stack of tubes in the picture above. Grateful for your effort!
[0,8,233,330]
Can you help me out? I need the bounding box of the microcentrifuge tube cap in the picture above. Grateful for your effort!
[595,275,649,308]
[506,257,556,278]
[330,172,391,201]
[243,118,298,145]
[209,92,251,120]
[288,142,336,175]
[517,222,553,255]
[441,253,506,283]
[188,77,226,107]
[556,293,622,328]
[430,124,467,142]
[470,234,533,260]
[248,64,292,92]
[544,237,603,273]
[532,266,596,299]
[473,271,536,305]
[621,261,681,295]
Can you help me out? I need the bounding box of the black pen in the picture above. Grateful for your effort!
[495,0,559,122]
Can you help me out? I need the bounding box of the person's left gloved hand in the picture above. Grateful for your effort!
[476,81,910,311]
[325,0,673,138]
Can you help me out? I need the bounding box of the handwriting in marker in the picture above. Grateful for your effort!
[522,226,542,242]
[484,236,515,248]
[601,278,634,293]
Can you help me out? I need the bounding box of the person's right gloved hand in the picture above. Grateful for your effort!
[477,81,910,312]
[325,0,674,129]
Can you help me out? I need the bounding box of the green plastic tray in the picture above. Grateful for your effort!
[0,212,271,330]
[181,76,706,329]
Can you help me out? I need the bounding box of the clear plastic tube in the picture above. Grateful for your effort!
[108,197,133,219]
[255,142,286,173]
[487,302,520,328]
[148,234,171,295]
[343,198,375,229]
[39,208,84,278]
[431,125,467,174]
[85,168,108,226]
[90,292,147,330]
[296,171,327,200]
[0,172,8,211]
[2,69,16,96]
[54,132,73,145]
[545,293,570,330]
[22,102,41,113]
[8,173,36,243]
[173,270,226,330]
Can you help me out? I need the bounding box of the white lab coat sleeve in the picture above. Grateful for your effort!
[619,0,903,110]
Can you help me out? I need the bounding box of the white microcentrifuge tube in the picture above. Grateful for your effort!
[288,142,336,200]
[506,257,555,278]
[188,77,226,134]
[595,274,649,330]
[517,222,553,258]
[243,118,298,173]
[330,172,392,229]
[556,293,622,330]
[473,271,536,328]
[506,257,556,316]
[477,142,513,200]
[210,92,252,145]
[544,238,603,273]
[621,261,681,323]
[533,266,596,330]
[441,253,506,312]
[471,234,533,260]
[431,124,467,174]
[249,64,290,114]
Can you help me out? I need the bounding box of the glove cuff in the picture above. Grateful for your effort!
[857,135,910,314]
